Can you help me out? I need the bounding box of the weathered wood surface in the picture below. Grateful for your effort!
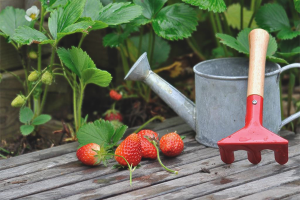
[0,116,299,200]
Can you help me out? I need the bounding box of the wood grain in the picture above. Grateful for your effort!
[247,29,269,97]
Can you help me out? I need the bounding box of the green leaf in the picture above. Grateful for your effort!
[48,0,87,39]
[57,47,96,77]
[255,3,290,32]
[277,46,300,57]
[129,15,151,26]
[82,68,112,87]
[97,2,143,25]
[82,0,103,20]
[89,21,108,31]
[103,25,136,47]
[20,125,35,136]
[294,0,300,13]
[182,0,226,13]
[11,26,54,45]
[224,3,257,29]
[112,125,128,144]
[20,107,34,124]
[46,0,69,12]
[57,21,95,40]
[217,28,278,57]
[0,7,30,37]
[32,114,52,125]
[277,27,300,40]
[267,56,288,64]
[133,0,167,19]
[279,36,300,52]
[130,33,171,69]
[152,3,198,40]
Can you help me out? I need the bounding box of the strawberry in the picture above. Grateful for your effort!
[109,90,122,101]
[76,143,106,166]
[138,130,159,159]
[115,133,142,167]
[104,112,123,122]
[159,132,184,157]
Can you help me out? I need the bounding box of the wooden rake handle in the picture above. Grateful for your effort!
[247,29,270,97]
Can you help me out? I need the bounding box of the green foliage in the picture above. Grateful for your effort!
[130,33,171,69]
[295,0,300,13]
[225,3,257,29]
[77,120,128,148]
[216,28,288,64]
[255,3,300,40]
[0,7,31,39]
[182,0,226,13]
[19,107,51,136]
[82,0,103,20]
[152,3,198,40]
[48,0,88,40]
[103,25,136,47]
[11,26,54,45]
[133,0,167,19]
[97,2,143,25]
[57,47,112,87]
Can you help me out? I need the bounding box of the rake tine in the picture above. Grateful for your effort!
[274,145,289,165]
[247,150,261,164]
[219,146,235,164]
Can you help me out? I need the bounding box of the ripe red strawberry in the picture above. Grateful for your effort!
[138,130,159,159]
[115,133,142,167]
[109,90,122,101]
[159,132,184,157]
[76,143,105,166]
[104,112,123,122]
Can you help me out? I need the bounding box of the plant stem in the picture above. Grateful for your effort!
[186,37,206,60]
[147,28,154,65]
[137,26,144,56]
[240,0,244,30]
[78,33,87,48]
[209,13,220,47]
[133,115,165,133]
[17,48,30,108]
[150,140,178,174]
[150,29,155,66]
[77,81,85,131]
[113,154,136,186]
[40,44,56,114]
[73,73,78,131]
[248,0,262,28]
[215,13,229,56]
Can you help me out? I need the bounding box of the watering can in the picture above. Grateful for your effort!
[124,53,300,148]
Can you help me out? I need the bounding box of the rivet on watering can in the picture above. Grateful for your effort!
[252,100,257,105]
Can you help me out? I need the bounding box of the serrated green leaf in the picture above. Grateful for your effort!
[133,0,167,19]
[103,25,136,47]
[57,47,96,77]
[32,114,52,125]
[152,3,198,41]
[267,56,288,64]
[11,26,54,45]
[77,123,110,147]
[182,0,226,13]
[20,107,34,124]
[279,36,300,52]
[57,21,95,40]
[277,46,300,57]
[112,125,128,144]
[217,28,278,57]
[82,68,112,87]
[224,3,257,29]
[129,15,151,26]
[82,0,103,20]
[97,2,143,25]
[48,0,86,39]
[277,27,300,40]
[46,0,69,12]
[0,7,30,37]
[130,33,171,69]
[20,125,35,136]
[255,3,290,32]
[294,0,300,13]
[89,21,108,31]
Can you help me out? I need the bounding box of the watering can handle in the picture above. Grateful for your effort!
[247,29,270,97]
[279,63,300,128]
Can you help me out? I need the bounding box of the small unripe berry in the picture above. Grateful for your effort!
[41,71,53,85]
[28,51,38,59]
[11,95,26,107]
[28,71,39,82]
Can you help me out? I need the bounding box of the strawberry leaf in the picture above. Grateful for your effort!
[295,0,300,13]
[20,107,34,124]
[182,0,226,13]
[277,27,300,40]
[32,114,52,125]
[133,0,167,19]
[11,26,54,45]
[81,0,103,20]
[81,68,112,87]
[112,125,128,144]
[20,125,35,136]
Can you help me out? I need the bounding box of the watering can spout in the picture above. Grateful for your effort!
[125,52,196,131]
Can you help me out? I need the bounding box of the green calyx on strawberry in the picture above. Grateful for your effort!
[76,143,108,166]
[159,131,184,157]
[138,130,159,159]
[103,104,123,122]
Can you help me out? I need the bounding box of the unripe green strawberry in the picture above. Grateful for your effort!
[0,73,2,83]
[28,51,38,59]
[42,71,53,85]
[11,95,26,107]
[28,71,39,82]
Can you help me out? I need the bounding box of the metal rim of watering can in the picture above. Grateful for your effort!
[193,57,281,80]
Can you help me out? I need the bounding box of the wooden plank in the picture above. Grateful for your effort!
[239,183,300,200]
[281,193,300,200]
[4,135,211,199]
[25,135,300,200]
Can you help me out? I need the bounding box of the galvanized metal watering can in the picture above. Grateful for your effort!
[125,53,300,148]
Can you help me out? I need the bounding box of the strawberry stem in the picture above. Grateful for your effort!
[149,140,178,174]
[111,154,135,186]
[134,115,165,133]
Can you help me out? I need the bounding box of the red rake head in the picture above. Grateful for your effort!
[217,95,289,165]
